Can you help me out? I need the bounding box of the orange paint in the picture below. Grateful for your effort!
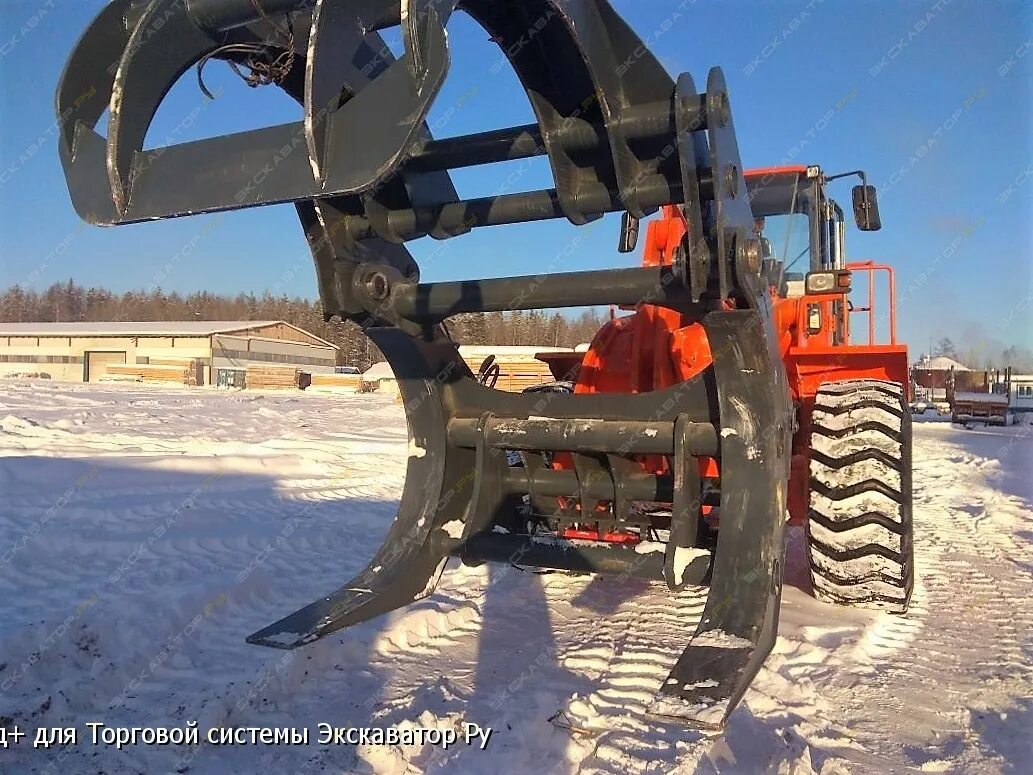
[554,192,907,536]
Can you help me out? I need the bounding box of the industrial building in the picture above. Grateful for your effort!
[0,321,337,387]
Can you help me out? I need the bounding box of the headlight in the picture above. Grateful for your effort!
[805,270,851,295]
[806,272,836,293]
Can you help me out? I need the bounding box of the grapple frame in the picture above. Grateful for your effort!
[59,0,792,727]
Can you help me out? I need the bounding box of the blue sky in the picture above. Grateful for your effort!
[1,0,1030,351]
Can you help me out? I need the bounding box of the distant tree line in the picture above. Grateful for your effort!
[0,281,609,370]
[5,282,1029,373]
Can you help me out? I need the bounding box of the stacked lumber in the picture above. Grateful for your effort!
[245,364,303,390]
[459,353,554,393]
[149,357,202,386]
[147,357,197,367]
[308,373,363,391]
[105,362,192,384]
[495,373,553,392]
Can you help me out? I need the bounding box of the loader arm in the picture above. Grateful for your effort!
[58,0,793,728]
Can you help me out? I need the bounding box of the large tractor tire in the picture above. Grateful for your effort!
[807,379,914,612]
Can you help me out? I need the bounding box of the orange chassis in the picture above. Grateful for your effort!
[569,200,907,529]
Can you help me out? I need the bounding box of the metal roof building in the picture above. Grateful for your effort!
[0,321,337,387]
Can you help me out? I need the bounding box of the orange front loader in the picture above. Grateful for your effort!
[568,164,913,610]
[59,0,913,729]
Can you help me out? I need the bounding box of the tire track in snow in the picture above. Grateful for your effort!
[339,425,1033,774]
[809,425,1033,773]
[555,586,711,773]
[2,383,1031,774]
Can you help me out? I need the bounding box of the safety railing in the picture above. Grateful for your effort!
[846,261,897,345]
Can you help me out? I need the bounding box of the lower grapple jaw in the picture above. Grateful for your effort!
[59,0,794,729]
[245,311,790,728]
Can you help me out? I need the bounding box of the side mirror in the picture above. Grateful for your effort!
[618,212,640,253]
[852,184,881,231]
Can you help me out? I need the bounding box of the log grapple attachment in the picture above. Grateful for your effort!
[59,0,793,727]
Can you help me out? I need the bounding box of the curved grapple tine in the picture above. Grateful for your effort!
[107,0,223,214]
[644,71,791,728]
[248,328,457,648]
[57,0,134,224]
[306,0,454,190]
[304,0,366,183]
[649,310,790,729]
[247,537,449,649]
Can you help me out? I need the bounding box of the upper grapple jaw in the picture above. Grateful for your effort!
[57,0,456,225]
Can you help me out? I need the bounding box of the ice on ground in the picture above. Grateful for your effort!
[634,540,665,555]
[673,545,709,585]
[441,519,465,539]
[0,380,1030,774]
[689,629,754,650]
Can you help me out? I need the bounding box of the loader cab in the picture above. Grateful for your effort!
[746,165,881,296]
[746,165,882,346]
[748,166,831,292]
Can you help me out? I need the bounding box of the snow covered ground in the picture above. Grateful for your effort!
[0,381,1030,774]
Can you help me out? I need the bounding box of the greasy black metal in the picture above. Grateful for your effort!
[336,178,687,244]
[664,414,701,591]
[186,0,320,33]
[521,449,567,521]
[298,198,424,320]
[443,533,711,584]
[448,416,719,456]
[247,324,722,647]
[61,0,793,729]
[503,467,674,504]
[57,0,712,230]
[650,314,792,728]
[407,100,704,173]
[674,72,711,301]
[570,454,601,519]
[606,454,643,525]
[459,0,676,225]
[57,0,446,223]
[459,415,508,547]
[705,69,748,301]
[56,0,726,316]
[385,265,703,321]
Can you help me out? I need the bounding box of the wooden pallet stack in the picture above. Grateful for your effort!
[152,358,202,386]
[308,373,363,391]
[245,365,303,390]
[495,371,554,392]
[105,362,193,384]
[459,353,555,393]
